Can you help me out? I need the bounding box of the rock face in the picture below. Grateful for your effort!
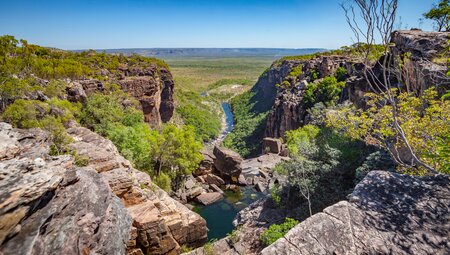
[0,123,132,254]
[65,64,175,127]
[0,122,208,255]
[118,65,174,126]
[213,146,243,183]
[66,123,208,254]
[259,30,450,139]
[261,171,450,255]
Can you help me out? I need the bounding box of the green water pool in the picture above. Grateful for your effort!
[193,187,263,240]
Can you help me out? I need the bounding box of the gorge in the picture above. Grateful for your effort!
[0,1,450,254]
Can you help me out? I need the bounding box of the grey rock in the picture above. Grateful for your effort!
[261,171,450,255]
[0,124,132,255]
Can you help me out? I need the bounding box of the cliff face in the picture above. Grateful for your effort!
[0,122,207,255]
[117,64,174,126]
[261,171,450,255]
[259,30,449,138]
[66,63,175,127]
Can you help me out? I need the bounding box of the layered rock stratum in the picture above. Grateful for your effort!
[0,122,207,255]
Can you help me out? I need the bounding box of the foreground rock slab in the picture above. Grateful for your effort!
[0,123,132,254]
[261,171,450,255]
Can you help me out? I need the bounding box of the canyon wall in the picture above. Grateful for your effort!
[66,63,175,127]
[256,30,449,138]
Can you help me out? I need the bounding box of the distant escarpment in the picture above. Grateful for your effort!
[253,30,450,139]
[0,122,207,255]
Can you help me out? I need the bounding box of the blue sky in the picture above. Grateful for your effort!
[0,0,436,50]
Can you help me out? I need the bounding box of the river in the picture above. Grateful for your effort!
[195,102,262,240]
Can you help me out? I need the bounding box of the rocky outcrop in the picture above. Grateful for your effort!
[0,123,132,254]
[0,122,208,255]
[66,123,208,254]
[260,30,449,139]
[65,64,175,127]
[213,146,243,183]
[261,171,450,255]
[118,65,174,126]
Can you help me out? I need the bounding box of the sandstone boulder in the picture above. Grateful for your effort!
[213,146,243,183]
[262,137,282,154]
[195,193,224,206]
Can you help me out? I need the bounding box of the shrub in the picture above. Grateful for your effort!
[304,76,345,107]
[153,172,172,192]
[289,65,303,77]
[335,66,348,82]
[260,218,299,246]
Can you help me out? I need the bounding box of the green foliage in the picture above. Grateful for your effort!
[335,66,348,82]
[285,125,320,157]
[153,172,172,192]
[327,88,450,174]
[1,98,80,154]
[83,91,203,189]
[304,76,345,107]
[424,0,450,32]
[81,92,141,136]
[269,184,282,207]
[175,90,222,142]
[260,218,299,246]
[355,151,395,183]
[289,65,303,77]
[277,123,365,216]
[180,245,193,253]
[223,91,269,158]
[71,151,90,167]
[177,104,221,141]
[227,228,240,244]
[203,240,216,255]
[0,35,168,81]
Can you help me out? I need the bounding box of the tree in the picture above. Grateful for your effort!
[424,0,450,32]
[341,0,440,174]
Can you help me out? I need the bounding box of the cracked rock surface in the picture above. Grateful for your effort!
[261,171,450,255]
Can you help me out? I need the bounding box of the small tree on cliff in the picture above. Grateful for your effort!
[340,0,441,174]
[424,0,450,32]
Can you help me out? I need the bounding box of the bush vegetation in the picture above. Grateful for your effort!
[260,218,299,246]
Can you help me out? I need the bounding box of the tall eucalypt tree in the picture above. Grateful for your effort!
[340,0,440,174]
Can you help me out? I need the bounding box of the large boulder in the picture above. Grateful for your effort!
[262,138,282,154]
[261,171,450,255]
[194,149,216,176]
[213,146,243,183]
[195,193,224,206]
